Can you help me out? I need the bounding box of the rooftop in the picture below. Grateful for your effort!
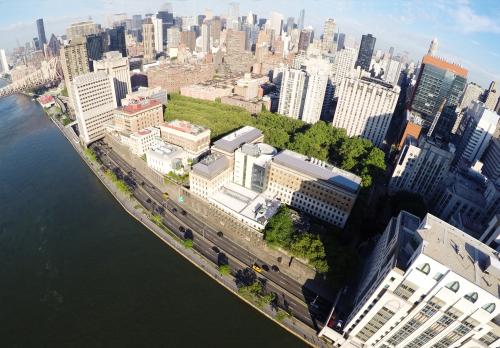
[212,126,263,154]
[161,119,210,136]
[147,142,184,160]
[422,54,468,78]
[119,98,161,114]
[191,154,230,179]
[272,150,362,193]
[418,214,500,297]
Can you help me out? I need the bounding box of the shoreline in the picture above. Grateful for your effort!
[46,112,324,348]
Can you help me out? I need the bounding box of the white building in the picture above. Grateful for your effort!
[389,136,455,200]
[181,16,196,31]
[459,82,483,110]
[122,127,161,156]
[0,48,9,73]
[72,71,117,145]
[321,18,336,53]
[189,154,233,199]
[167,27,180,48]
[122,86,168,106]
[94,51,131,106]
[301,61,330,124]
[454,101,499,168]
[330,47,357,88]
[234,143,277,192]
[320,211,500,348]
[159,119,210,160]
[333,73,400,147]
[146,142,187,175]
[278,67,307,119]
[482,137,500,182]
[268,12,284,37]
[384,56,404,86]
[201,23,210,53]
[152,16,164,54]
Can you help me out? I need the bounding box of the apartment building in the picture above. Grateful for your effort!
[266,150,361,228]
[189,154,233,199]
[159,119,211,160]
[320,212,500,348]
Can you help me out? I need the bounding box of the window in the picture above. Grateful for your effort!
[417,263,430,275]
[446,281,460,293]
[482,303,496,314]
[464,292,478,304]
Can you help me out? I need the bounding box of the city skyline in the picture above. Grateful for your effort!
[0,0,499,86]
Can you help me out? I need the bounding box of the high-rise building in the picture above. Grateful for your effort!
[297,9,305,30]
[0,49,10,73]
[201,22,210,53]
[427,102,458,142]
[427,37,438,55]
[321,18,336,53]
[482,81,499,110]
[454,101,499,168]
[142,19,155,62]
[108,26,127,58]
[297,29,312,51]
[267,150,361,227]
[225,29,246,53]
[285,17,295,33]
[210,17,222,46]
[277,67,307,119]
[132,15,143,30]
[459,82,483,110]
[320,211,500,347]
[355,34,376,71]
[152,17,164,53]
[46,34,61,57]
[389,136,455,199]
[227,2,240,31]
[86,33,105,68]
[410,54,468,132]
[72,71,117,145]
[333,74,400,147]
[180,31,196,51]
[384,55,404,86]
[301,62,330,124]
[167,27,180,48]
[94,51,131,106]
[269,12,283,37]
[330,47,357,87]
[33,37,41,51]
[66,21,101,40]
[482,137,500,182]
[60,38,90,107]
[36,18,47,47]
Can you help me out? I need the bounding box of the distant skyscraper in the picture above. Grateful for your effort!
[86,33,105,67]
[108,26,127,58]
[94,51,131,106]
[36,18,47,47]
[297,9,305,30]
[285,17,295,33]
[227,2,240,30]
[355,33,376,71]
[321,18,336,53]
[482,81,499,110]
[330,47,357,89]
[167,27,180,48]
[132,15,143,30]
[152,17,164,53]
[201,23,210,53]
[297,29,312,51]
[0,49,9,73]
[269,12,284,37]
[47,34,61,57]
[278,67,307,119]
[142,19,155,62]
[301,62,330,124]
[60,38,90,107]
[459,82,483,110]
[73,71,117,145]
[410,54,468,132]
[180,31,196,51]
[427,37,438,56]
[66,21,100,40]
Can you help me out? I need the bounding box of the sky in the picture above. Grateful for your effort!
[1,0,499,86]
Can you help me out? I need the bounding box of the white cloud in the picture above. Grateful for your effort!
[450,2,500,33]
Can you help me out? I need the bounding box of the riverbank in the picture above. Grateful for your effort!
[48,115,327,348]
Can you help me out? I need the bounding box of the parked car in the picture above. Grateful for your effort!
[216,231,224,238]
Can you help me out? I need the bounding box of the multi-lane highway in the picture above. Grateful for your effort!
[91,141,333,330]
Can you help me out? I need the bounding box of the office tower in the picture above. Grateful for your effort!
[427,102,457,142]
[330,47,357,87]
[181,16,195,31]
[321,18,336,53]
[320,211,500,347]
[482,81,499,110]
[94,51,131,106]
[201,23,210,53]
[454,101,499,168]
[278,68,307,119]
[210,17,222,46]
[167,27,180,48]
[285,17,294,33]
[482,138,500,181]
[36,18,47,47]
[225,29,246,53]
[333,74,400,147]
[459,82,483,110]
[180,31,196,51]
[0,49,9,73]
[298,29,312,51]
[384,55,404,86]
[355,34,376,71]
[410,55,468,132]
[297,9,305,30]
[152,17,163,54]
[269,12,284,37]
[335,32,346,51]
[389,136,454,198]
[157,10,174,49]
[301,62,330,124]
[233,143,277,192]
[108,26,126,58]
[60,38,89,106]
[132,15,142,30]
[33,37,41,51]
[86,33,104,67]
[428,37,438,56]
[46,34,61,57]
[197,15,206,26]
[142,19,155,63]
[267,150,361,227]
[73,72,116,145]
[66,21,101,40]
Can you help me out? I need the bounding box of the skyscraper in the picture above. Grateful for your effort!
[321,18,336,53]
[73,71,117,145]
[152,17,164,54]
[301,61,330,124]
[47,34,61,57]
[132,15,143,30]
[459,82,483,110]
[60,38,90,107]
[142,19,155,63]
[269,12,284,37]
[0,49,9,73]
[66,21,100,40]
[482,81,499,110]
[427,37,438,56]
[297,9,305,30]
[94,51,131,106]
[86,33,105,67]
[330,47,357,88]
[297,29,312,51]
[36,18,47,47]
[355,34,376,71]
[410,54,468,132]
[167,27,180,48]
[278,68,307,119]
[108,26,127,58]
[201,22,211,53]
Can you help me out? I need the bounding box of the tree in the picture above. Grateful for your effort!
[264,206,294,247]
[182,239,194,248]
[218,264,231,276]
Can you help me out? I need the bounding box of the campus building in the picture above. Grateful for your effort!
[159,120,211,160]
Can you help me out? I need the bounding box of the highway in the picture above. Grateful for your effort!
[91,141,332,330]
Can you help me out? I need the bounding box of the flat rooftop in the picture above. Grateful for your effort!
[119,98,161,114]
[418,214,500,297]
[161,119,209,136]
[422,54,468,78]
[191,154,230,179]
[212,126,263,154]
[272,150,362,193]
[147,143,184,160]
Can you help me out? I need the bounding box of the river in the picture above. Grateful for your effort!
[0,90,306,347]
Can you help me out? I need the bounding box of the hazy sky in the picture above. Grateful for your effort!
[1,0,499,86]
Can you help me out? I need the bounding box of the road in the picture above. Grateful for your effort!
[91,141,333,330]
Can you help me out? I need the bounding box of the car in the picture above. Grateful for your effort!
[181,210,187,216]
[146,198,152,203]
[261,264,269,272]
[252,264,262,273]
[271,265,280,272]
[179,226,185,233]
[212,246,220,254]
[216,231,224,238]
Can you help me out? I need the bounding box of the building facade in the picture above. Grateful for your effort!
[189,154,233,199]
[94,51,131,106]
[355,34,376,71]
[234,143,277,193]
[159,119,211,159]
[278,67,307,119]
[113,97,163,133]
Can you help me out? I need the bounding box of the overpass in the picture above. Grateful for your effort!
[0,57,62,99]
